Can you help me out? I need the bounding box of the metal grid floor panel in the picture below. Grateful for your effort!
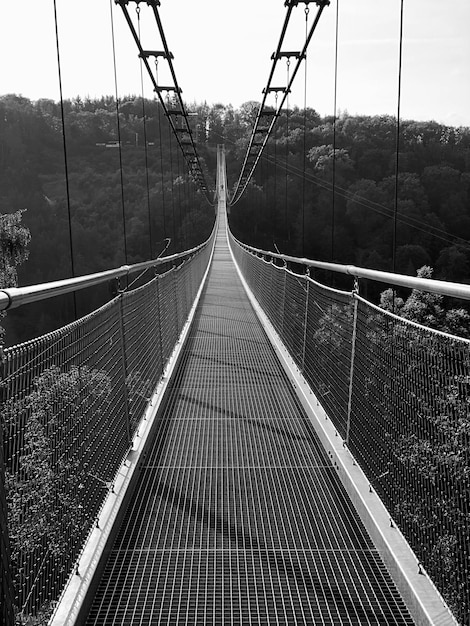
[110,467,373,552]
[87,550,413,626]
[140,416,328,469]
[84,233,415,624]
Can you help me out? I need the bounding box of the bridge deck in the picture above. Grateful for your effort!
[83,221,414,625]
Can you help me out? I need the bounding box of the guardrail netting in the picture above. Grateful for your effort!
[1,241,211,619]
[230,233,470,624]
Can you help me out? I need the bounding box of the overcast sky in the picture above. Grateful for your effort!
[2,0,469,126]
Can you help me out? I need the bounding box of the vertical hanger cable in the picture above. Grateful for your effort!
[331,0,340,264]
[136,6,154,260]
[302,7,310,257]
[53,0,77,318]
[109,0,128,264]
[393,0,405,275]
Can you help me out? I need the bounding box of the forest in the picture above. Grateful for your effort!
[1,93,470,345]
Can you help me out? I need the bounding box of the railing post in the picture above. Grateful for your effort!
[301,269,310,372]
[346,282,359,446]
[155,273,164,378]
[0,352,15,626]
[117,290,132,448]
[280,262,287,337]
[0,429,15,626]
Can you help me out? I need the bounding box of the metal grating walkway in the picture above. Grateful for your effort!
[84,221,415,625]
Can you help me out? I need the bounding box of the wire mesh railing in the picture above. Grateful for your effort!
[229,232,470,625]
[1,239,213,620]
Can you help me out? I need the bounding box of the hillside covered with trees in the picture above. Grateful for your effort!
[1,93,470,344]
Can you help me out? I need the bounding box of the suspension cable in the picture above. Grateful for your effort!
[393,0,405,274]
[167,106,177,247]
[115,0,213,202]
[332,0,340,263]
[227,113,466,252]
[231,0,330,207]
[264,152,468,249]
[285,59,290,241]
[157,85,167,243]
[53,0,77,318]
[176,138,184,247]
[222,120,463,253]
[109,0,128,264]
[273,92,278,246]
[302,6,309,257]
[136,5,153,260]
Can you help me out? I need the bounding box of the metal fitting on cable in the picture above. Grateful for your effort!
[285,0,329,6]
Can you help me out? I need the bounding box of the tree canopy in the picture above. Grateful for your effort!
[1,94,470,342]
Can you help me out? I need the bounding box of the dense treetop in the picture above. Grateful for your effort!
[1,93,469,342]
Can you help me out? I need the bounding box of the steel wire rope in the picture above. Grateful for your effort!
[263,131,269,243]
[136,5,154,260]
[232,150,470,259]
[302,6,310,257]
[176,141,184,248]
[167,102,177,248]
[388,0,406,522]
[109,0,128,265]
[183,148,193,246]
[121,238,171,292]
[331,0,340,264]
[273,92,278,246]
[156,61,167,244]
[262,152,468,249]
[148,1,211,198]
[228,126,467,257]
[53,0,77,319]
[114,0,213,203]
[230,1,330,207]
[230,2,296,204]
[223,127,465,251]
[285,60,290,242]
[393,0,405,274]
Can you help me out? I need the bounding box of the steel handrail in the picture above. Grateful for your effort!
[231,234,470,302]
[0,236,213,312]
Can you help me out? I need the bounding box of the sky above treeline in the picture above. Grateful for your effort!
[2,0,469,127]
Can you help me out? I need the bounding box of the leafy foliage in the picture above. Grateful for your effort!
[2,365,111,620]
[0,210,31,345]
[381,266,470,338]
[228,109,470,293]
[0,94,214,345]
[311,267,470,622]
[370,271,470,622]
[4,365,111,556]
[2,94,470,343]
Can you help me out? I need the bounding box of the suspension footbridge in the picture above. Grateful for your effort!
[1,1,469,625]
[2,147,466,626]
[77,152,414,626]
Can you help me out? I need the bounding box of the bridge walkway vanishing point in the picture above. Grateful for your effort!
[79,202,416,625]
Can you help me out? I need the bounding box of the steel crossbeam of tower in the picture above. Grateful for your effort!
[230,0,330,206]
[115,0,213,202]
